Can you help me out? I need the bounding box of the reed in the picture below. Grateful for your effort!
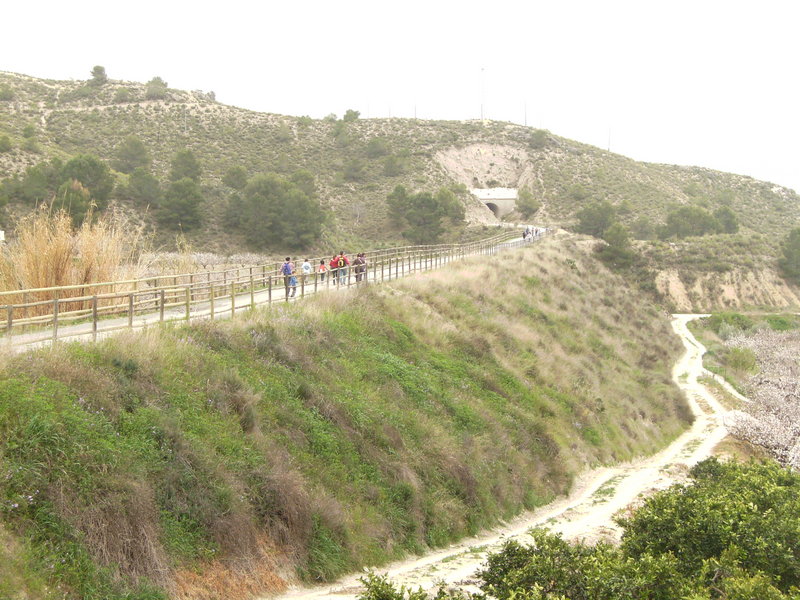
[0,207,146,314]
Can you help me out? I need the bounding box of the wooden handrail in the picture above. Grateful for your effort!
[1,229,545,348]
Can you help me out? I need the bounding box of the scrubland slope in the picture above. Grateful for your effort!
[0,238,690,599]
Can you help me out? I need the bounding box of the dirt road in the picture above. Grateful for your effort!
[273,313,730,599]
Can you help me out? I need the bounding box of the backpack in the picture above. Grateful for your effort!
[337,257,346,268]
[281,262,292,276]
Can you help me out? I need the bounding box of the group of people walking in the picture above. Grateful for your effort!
[280,251,368,298]
[523,225,544,241]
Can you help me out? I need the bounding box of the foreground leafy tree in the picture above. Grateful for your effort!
[60,154,114,209]
[517,186,540,218]
[596,222,637,269]
[238,171,324,249]
[222,165,248,190]
[55,179,93,225]
[574,201,615,238]
[387,185,464,244]
[0,158,63,204]
[112,136,150,174]
[778,228,800,285]
[122,167,161,205]
[89,65,107,86]
[714,205,739,234]
[658,205,720,239]
[169,149,201,182]
[145,76,168,100]
[158,177,203,230]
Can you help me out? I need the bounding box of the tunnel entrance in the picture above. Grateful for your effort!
[485,202,500,217]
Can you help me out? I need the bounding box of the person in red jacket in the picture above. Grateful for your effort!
[329,255,339,286]
[334,251,350,286]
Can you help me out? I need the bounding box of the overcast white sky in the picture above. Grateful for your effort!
[3,0,799,193]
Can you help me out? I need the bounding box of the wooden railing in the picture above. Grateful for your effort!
[1,229,545,349]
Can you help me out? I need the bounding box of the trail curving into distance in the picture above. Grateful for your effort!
[270,314,734,600]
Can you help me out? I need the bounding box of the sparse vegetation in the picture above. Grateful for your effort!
[0,71,798,262]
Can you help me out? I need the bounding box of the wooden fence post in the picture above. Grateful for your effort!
[92,296,98,341]
[185,287,191,321]
[52,295,59,343]
[210,285,215,319]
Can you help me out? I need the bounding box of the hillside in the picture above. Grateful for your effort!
[1,72,798,241]
[0,237,690,600]
[0,70,798,310]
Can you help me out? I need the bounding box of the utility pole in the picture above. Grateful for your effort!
[480,67,485,121]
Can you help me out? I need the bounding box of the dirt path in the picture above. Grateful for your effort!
[271,313,732,600]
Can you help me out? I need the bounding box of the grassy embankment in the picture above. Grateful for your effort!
[0,236,691,600]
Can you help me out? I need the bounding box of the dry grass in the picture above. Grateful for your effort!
[173,536,288,600]
[0,207,146,314]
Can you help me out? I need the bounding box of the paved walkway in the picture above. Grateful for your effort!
[6,235,537,353]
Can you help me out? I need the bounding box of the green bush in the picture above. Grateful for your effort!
[169,149,201,182]
[113,136,150,174]
[411,459,800,600]
[724,347,757,373]
[765,314,800,331]
[158,177,203,230]
[238,170,325,249]
[61,154,114,207]
[145,77,168,100]
[705,312,754,335]
[574,201,615,238]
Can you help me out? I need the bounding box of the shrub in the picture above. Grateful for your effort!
[529,129,548,149]
[574,201,615,238]
[365,137,390,158]
[705,312,754,335]
[145,76,168,100]
[113,88,133,103]
[0,135,11,153]
[725,347,758,373]
[433,459,800,600]
[517,186,540,218]
[342,109,360,122]
[659,205,720,239]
